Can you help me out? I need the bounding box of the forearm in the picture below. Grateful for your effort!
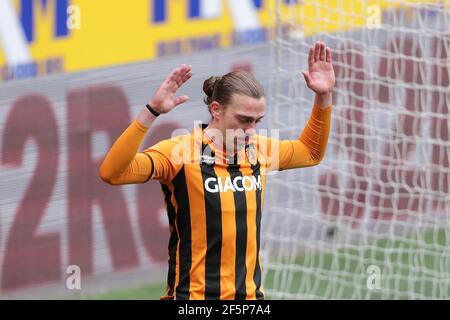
[298,94,332,163]
[278,95,332,170]
[99,107,157,184]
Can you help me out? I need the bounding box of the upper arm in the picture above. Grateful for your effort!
[257,136,316,171]
[258,105,331,172]
[105,137,185,185]
[101,152,153,185]
[142,136,185,184]
[280,139,319,169]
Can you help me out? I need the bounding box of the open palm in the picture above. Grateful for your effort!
[302,42,335,95]
[149,64,193,114]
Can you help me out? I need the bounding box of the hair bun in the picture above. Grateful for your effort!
[203,76,221,105]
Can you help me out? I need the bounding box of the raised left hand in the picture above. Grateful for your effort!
[301,41,335,95]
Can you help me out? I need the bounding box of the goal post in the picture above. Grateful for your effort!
[264,0,450,299]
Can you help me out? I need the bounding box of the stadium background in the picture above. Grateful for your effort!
[0,0,449,299]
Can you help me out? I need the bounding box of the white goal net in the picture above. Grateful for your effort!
[263,0,450,299]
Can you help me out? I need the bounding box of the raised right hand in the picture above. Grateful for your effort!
[148,64,193,114]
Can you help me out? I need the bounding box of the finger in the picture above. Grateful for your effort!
[165,68,178,83]
[314,42,320,62]
[174,71,184,87]
[301,70,311,86]
[320,42,326,61]
[178,64,190,76]
[182,71,193,83]
[174,95,189,106]
[179,64,192,76]
[175,73,191,88]
[165,64,192,89]
[307,46,314,69]
[173,67,187,87]
[166,67,181,86]
[326,47,331,63]
[179,65,192,81]
[175,64,192,87]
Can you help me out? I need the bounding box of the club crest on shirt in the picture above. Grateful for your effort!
[201,143,215,165]
[246,143,257,165]
[201,154,215,165]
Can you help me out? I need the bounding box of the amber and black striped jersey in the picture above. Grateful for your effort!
[99,104,332,300]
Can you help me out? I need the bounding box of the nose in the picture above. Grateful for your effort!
[245,121,257,131]
[244,122,257,137]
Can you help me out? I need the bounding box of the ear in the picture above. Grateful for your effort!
[209,101,222,120]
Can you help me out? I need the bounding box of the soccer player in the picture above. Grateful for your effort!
[99,41,335,300]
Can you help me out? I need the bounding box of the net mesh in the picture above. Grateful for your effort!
[263,0,450,299]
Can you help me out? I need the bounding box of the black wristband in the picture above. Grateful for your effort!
[146,104,161,117]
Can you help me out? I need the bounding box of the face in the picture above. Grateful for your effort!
[210,94,265,151]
